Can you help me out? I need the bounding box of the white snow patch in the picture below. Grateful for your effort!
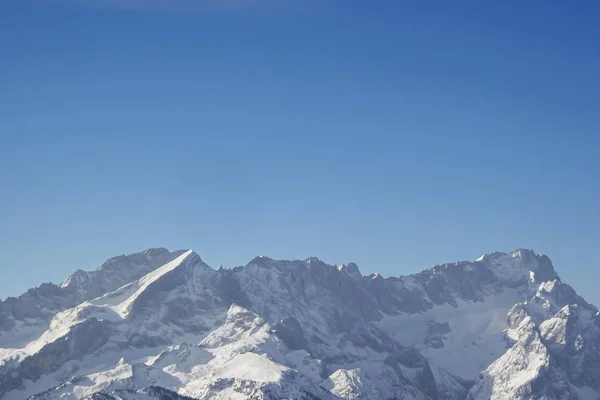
[378,288,522,379]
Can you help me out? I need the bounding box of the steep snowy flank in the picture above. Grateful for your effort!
[60,248,188,300]
[1,250,229,399]
[87,250,195,319]
[0,248,186,343]
[377,249,559,380]
[468,277,600,400]
[0,248,597,399]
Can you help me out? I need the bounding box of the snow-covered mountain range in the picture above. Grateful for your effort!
[0,248,598,399]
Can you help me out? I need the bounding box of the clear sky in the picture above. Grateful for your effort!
[1,1,599,305]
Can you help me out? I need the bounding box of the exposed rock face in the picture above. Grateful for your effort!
[0,248,186,334]
[272,317,307,351]
[0,248,597,399]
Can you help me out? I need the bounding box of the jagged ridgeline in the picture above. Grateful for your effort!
[0,248,598,399]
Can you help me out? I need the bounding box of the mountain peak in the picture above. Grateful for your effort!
[337,262,361,278]
[303,256,323,265]
[97,247,186,271]
[58,248,190,302]
[141,247,170,256]
[474,248,558,285]
[248,255,274,267]
[475,248,535,262]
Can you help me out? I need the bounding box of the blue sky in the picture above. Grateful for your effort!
[1,1,599,305]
